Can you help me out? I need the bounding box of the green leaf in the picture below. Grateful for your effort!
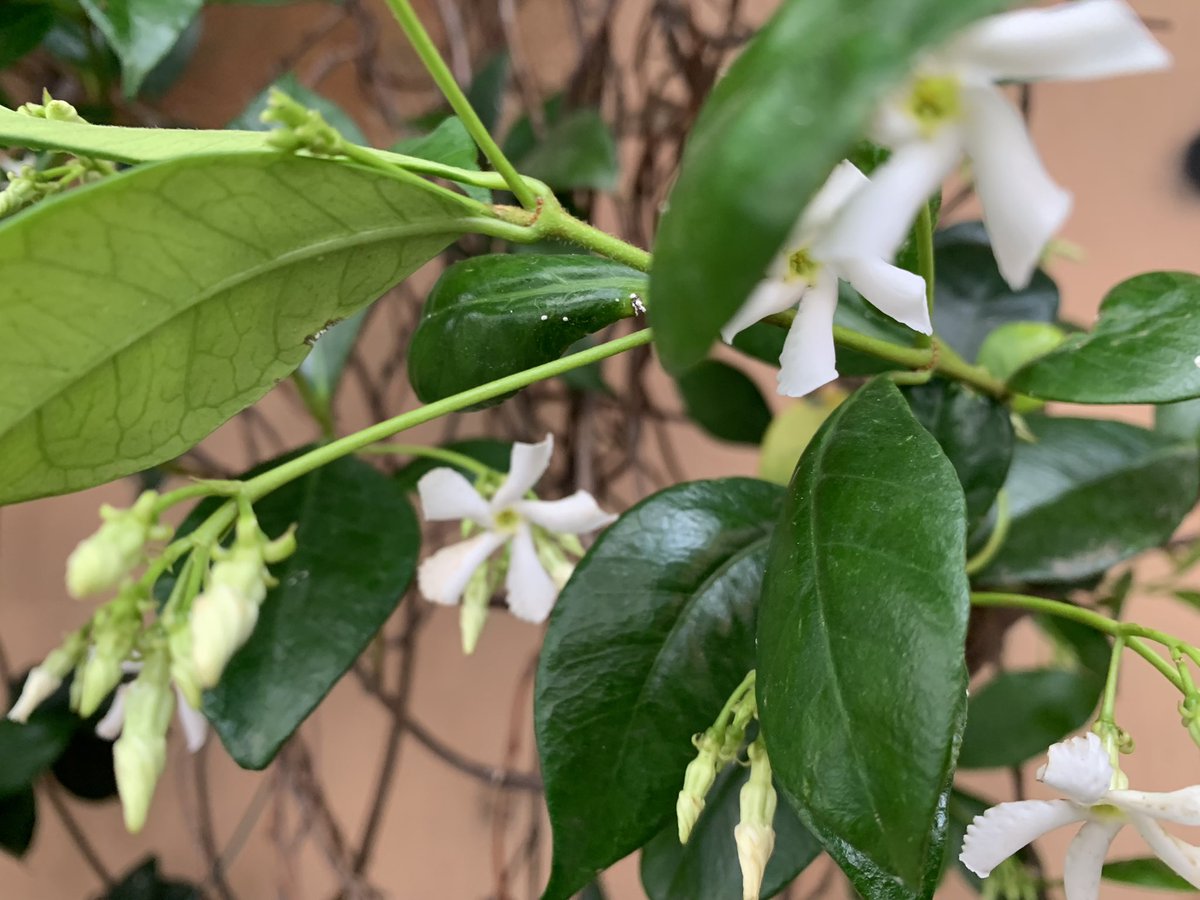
[0,3,54,69]
[230,72,367,144]
[52,727,118,801]
[465,53,509,134]
[101,857,201,900]
[758,396,842,486]
[957,670,1101,769]
[137,15,202,100]
[730,321,786,366]
[648,1,1008,373]
[199,455,419,769]
[1156,398,1200,445]
[0,153,473,504]
[0,674,81,796]
[676,360,772,445]
[1034,615,1112,681]
[537,478,783,900]
[640,766,821,900]
[1011,273,1200,404]
[904,379,1013,533]
[931,223,1060,362]
[392,116,489,203]
[980,417,1199,585]
[976,322,1066,384]
[392,440,513,493]
[757,378,969,899]
[1102,857,1196,891]
[79,0,204,98]
[515,109,619,192]
[408,254,642,406]
[0,788,35,858]
[296,309,369,413]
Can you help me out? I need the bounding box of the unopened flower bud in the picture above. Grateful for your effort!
[534,536,576,590]
[7,631,87,723]
[190,584,259,688]
[677,730,723,843]
[735,740,777,900]
[262,90,344,156]
[76,605,139,718]
[112,654,173,833]
[460,566,491,655]
[65,492,162,598]
[167,624,202,710]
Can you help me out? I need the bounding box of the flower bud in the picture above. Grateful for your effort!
[65,493,162,598]
[7,631,87,723]
[460,566,491,655]
[167,624,202,710]
[112,657,173,833]
[677,730,723,843]
[533,536,576,590]
[735,740,777,900]
[190,584,259,688]
[76,606,139,718]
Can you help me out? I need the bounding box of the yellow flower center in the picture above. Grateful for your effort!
[906,75,963,136]
[493,507,521,533]
[786,247,822,285]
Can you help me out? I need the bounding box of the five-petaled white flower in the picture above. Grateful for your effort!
[416,435,615,625]
[821,0,1169,291]
[961,733,1200,898]
[721,160,930,398]
[94,662,208,754]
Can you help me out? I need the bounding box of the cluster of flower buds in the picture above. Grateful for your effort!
[261,89,345,157]
[188,510,296,689]
[65,491,170,599]
[16,89,87,122]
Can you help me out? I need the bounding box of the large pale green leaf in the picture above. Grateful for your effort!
[1010,272,1200,404]
[676,360,772,445]
[648,0,1009,373]
[537,478,783,900]
[79,0,204,98]
[980,417,1199,585]
[0,153,474,504]
[188,455,419,769]
[640,766,820,900]
[408,254,643,405]
[957,670,1101,769]
[757,378,969,899]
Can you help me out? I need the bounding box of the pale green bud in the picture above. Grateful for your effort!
[65,492,163,598]
[7,630,87,723]
[113,654,173,833]
[735,740,776,900]
[76,606,139,718]
[982,857,1038,900]
[190,584,259,689]
[677,730,722,843]
[262,89,343,156]
[167,624,202,710]
[209,553,270,606]
[533,536,575,590]
[460,566,491,655]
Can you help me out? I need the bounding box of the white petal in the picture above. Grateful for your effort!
[837,257,931,335]
[416,468,491,526]
[417,532,506,606]
[1036,733,1113,804]
[799,161,870,233]
[94,684,129,741]
[776,273,838,398]
[950,0,1170,83]
[513,492,616,535]
[721,279,804,344]
[1063,818,1123,900]
[960,799,1085,877]
[961,83,1071,291]
[174,687,208,754]
[504,525,558,623]
[491,436,554,509]
[1128,812,1200,889]
[1110,786,1200,826]
[816,132,962,265]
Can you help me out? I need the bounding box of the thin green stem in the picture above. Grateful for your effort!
[965,490,1010,576]
[381,0,537,209]
[360,443,495,478]
[915,202,936,349]
[715,670,757,727]
[1099,635,1125,725]
[538,204,652,272]
[154,480,245,515]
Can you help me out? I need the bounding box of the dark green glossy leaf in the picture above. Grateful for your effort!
[537,478,783,900]
[0,674,81,796]
[904,379,1013,532]
[0,3,54,69]
[757,378,969,899]
[52,727,118,801]
[932,223,1060,362]
[408,254,642,405]
[1012,272,1200,404]
[466,53,509,134]
[1156,398,1200,445]
[0,153,472,504]
[79,0,204,97]
[392,440,513,493]
[649,2,1008,373]
[980,417,1199,585]
[559,337,615,395]
[230,72,367,144]
[202,455,419,768]
[392,116,489,203]
[640,766,820,900]
[1034,615,1112,681]
[676,360,772,445]
[516,109,617,192]
[0,788,35,858]
[731,321,786,366]
[958,670,1101,769]
[1102,857,1195,891]
[100,857,201,900]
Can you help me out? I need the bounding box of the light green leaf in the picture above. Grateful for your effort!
[1010,272,1200,404]
[1156,398,1200,445]
[648,0,1009,373]
[676,360,772,445]
[392,116,488,203]
[516,109,618,192]
[0,152,474,504]
[1103,857,1196,891]
[79,0,204,98]
[757,378,969,899]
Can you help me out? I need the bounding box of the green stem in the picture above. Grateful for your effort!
[154,480,245,515]
[715,670,757,728]
[965,490,1010,576]
[381,0,537,210]
[360,443,496,478]
[915,202,936,349]
[538,204,652,272]
[1099,635,1125,725]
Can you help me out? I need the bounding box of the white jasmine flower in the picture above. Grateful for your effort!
[416,435,615,624]
[821,0,1169,290]
[95,662,208,753]
[721,161,929,398]
[961,733,1200,897]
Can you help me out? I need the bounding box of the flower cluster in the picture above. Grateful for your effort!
[725,0,1169,398]
[415,435,615,652]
